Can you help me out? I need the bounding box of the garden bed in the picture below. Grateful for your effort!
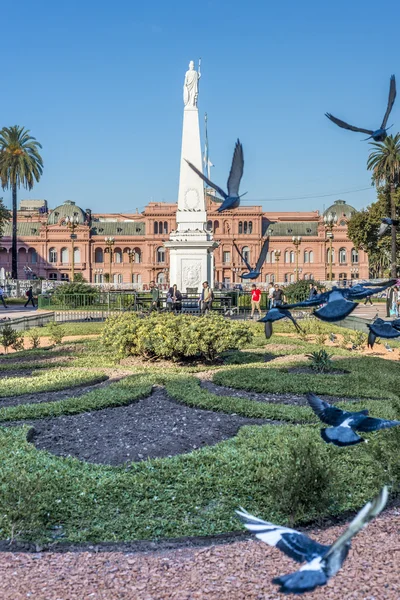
[18,387,274,465]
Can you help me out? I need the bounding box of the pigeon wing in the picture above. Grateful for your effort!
[324,487,388,564]
[184,159,228,199]
[325,113,374,135]
[255,239,270,273]
[306,392,350,426]
[381,75,396,129]
[235,509,329,563]
[227,139,244,197]
[314,299,358,322]
[362,279,397,288]
[356,416,400,432]
[233,241,252,271]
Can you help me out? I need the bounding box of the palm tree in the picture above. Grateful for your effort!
[0,126,43,279]
[367,134,400,278]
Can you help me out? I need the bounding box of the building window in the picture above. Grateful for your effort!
[113,274,123,283]
[157,247,165,263]
[134,248,142,263]
[29,249,37,264]
[132,274,142,284]
[154,222,158,234]
[49,273,57,280]
[309,250,314,263]
[157,272,165,284]
[214,220,219,233]
[351,248,359,264]
[49,248,57,263]
[284,250,289,263]
[94,273,103,283]
[207,220,213,231]
[61,273,69,281]
[74,247,81,263]
[60,248,69,264]
[327,248,335,263]
[304,251,309,263]
[244,221,248,234]
[248,221,253,234]
[339,272,347,280]
[284,273,294,283]
[265,273,275,283]
[95,248,103,263]
[114,248,122,263]
[242,246,250,262]
[223,251,231,264]
[340,220,346,226]
[238,221,243,234]
[290,250,295,263]
[163,222,168,234]
[339,248,347,264]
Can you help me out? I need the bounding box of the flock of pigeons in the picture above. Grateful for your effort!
[184,76,399,595]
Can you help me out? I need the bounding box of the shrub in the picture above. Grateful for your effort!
[306,349,334,373]
[27,329,41,349]
[268,429,336,525]
[0,324,23,354]
[340,330,352,350]
[51,282,98,308]
[351,331,368,350]
[284,279,322,304]
[46,322,65,346]
[102,312,253,362]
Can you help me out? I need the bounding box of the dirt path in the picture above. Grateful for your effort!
[0,507,398,599]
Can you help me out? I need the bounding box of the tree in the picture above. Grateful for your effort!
[0,127,43,279]
[347,185,400,277]
[367,134,400,277]
[0,197,10,240]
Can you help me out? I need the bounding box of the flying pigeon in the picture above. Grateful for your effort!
[326,75,396,141]
[344,280,396,301]
[367,318,400,348]
[236,486,388,595]
[258,306,302,339]
[378,218,400,238]
[233,239,269,279]
[185,139,245,212]
[307,392,400,446]
[313,290,358,322]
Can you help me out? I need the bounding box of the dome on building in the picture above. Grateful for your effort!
[47,200,86,225]
[323,199,357,221]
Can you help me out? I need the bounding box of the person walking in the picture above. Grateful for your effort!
[272,284,284,307]
[24,286,35,308]
[200,281,213,314]
[0,286,8,309]
[149,281,160,312]
[168,284,183,313]
[308,282,318,301]
[250,284,262,319]
[364,295,373,306]
[267,283,275,309]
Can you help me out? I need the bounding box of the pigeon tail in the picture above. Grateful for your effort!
[367,330,376,349]
[264,321,273,339]
[321,427,364,447]
[272,568,327,594]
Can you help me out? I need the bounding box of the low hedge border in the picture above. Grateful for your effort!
[0,369,108,398]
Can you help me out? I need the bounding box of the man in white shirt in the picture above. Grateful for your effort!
[268,283,275,309]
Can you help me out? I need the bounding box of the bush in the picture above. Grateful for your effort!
[351,331,368,350]
[52,282,98,308]
[284,279,322,303]
[46,322,66,346]
[0,324,23,354]
[268,429,337,525]
[102,312,254,362]
[27,329,41,349]
[306,349,334,373]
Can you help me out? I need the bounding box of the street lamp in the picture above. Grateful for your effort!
[126,249,135,284]
[65,215,79,282]
[104,237,115,282]
[292,236,302,281]
[273,249,281,283]
[323,213,338,281]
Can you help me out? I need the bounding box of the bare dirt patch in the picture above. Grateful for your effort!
[15,387,275,465]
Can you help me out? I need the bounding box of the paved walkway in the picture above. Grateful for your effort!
[0,305,41,321]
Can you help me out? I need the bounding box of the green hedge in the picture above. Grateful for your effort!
[0,369,107,398]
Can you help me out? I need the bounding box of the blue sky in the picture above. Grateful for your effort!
[2,0,400,214]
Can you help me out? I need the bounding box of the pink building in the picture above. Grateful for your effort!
[0,197,368,287]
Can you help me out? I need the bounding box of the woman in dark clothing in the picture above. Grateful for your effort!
[168,284,183,312]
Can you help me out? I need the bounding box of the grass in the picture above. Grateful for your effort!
[0,318,399,544]
[24,321,104,338]
[0,368,108,397]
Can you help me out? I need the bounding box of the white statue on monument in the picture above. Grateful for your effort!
[183,59,201,107]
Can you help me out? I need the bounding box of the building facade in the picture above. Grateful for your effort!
[0,197,368,288]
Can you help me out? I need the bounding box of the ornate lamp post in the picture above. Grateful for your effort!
[273,249,281,283]
[292,236,302,281]
[65,215,79,282]
[323,213,338,281]
[104,237,115,282]
[126,249,135,284]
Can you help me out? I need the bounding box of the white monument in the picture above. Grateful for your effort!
[165,60,217,292]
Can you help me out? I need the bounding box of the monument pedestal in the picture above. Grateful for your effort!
[165,61,218,293]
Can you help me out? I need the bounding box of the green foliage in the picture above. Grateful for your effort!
[46,322,65,345]
[306,349,334,373]
[26,329,41,349]
[0,196,10,238]
[51,282,98,307]
[102,313,253,362]
[268,430,337,525]
[340,330,353,349]
[284,279,322,303]
[0,323,22,354]
[351,330,368,350]
[71,273,87,283]
[0,368,107,398]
